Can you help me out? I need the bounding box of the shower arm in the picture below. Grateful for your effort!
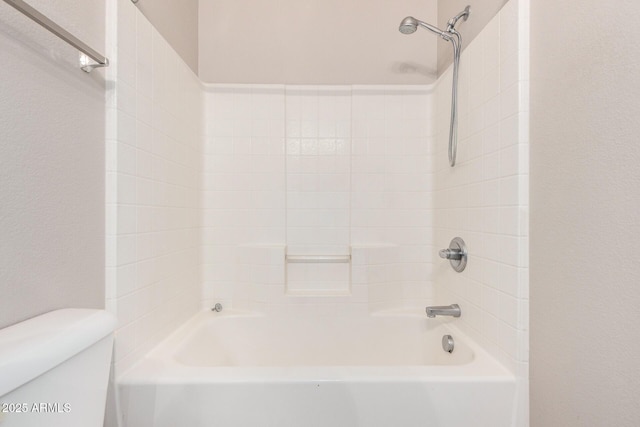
[417,21,452,41]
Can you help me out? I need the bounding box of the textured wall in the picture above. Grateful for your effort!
[136,0,508,83]
[530,0,640,425]
[134,0,199,73]
[198,0,437,84]
[437,0,508,74]
[0,0,105,329]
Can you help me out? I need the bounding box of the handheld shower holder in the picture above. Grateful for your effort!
[447,5,471,31]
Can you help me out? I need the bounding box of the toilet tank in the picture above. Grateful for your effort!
[0,309,116,427]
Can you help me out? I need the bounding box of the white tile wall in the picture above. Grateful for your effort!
[202,85,436,311]
[285,86,352,294]
[201,85,286,309]
[105,0,202,374]
[351,86,436,308]
[432,0,529,380]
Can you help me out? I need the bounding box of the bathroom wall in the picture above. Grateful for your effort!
[105,0,202,373]
[202,85,435,313]
[530,0,640,425]
[437,0,509,73]
[432,0,529,409]
[198,0,438,84]
[133,0,199,74]
[0,0,106,328]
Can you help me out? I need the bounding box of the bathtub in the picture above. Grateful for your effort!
[118,309,517,427]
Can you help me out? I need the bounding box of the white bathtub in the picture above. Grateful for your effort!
[119,309,517,427]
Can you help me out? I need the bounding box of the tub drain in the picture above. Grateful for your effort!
[442,334,454,353]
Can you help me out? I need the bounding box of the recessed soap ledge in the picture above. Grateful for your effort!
[226,244,404,310]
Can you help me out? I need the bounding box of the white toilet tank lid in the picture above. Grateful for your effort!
[0,309,117,397]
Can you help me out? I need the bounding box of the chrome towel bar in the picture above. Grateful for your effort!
[2,0,109,72]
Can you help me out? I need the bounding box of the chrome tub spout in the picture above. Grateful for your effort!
[426,304,461,318]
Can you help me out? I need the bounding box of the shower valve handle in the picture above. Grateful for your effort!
[439,237,468,272]
[439,248,463,260]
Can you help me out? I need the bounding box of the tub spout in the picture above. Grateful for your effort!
[426,304,461,318]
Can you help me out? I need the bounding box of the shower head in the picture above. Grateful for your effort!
[399,16,418,34]
[398,16,450,40]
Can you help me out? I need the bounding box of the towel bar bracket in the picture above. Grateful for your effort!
[2,0,110,73]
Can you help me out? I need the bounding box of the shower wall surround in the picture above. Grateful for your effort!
[105,0,202,374]
[105,0,528,396]
[202,85,436,312]
[433,0,529,401]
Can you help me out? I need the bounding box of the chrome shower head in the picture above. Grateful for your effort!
[398,16,450,40]
[399,16,418,34]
